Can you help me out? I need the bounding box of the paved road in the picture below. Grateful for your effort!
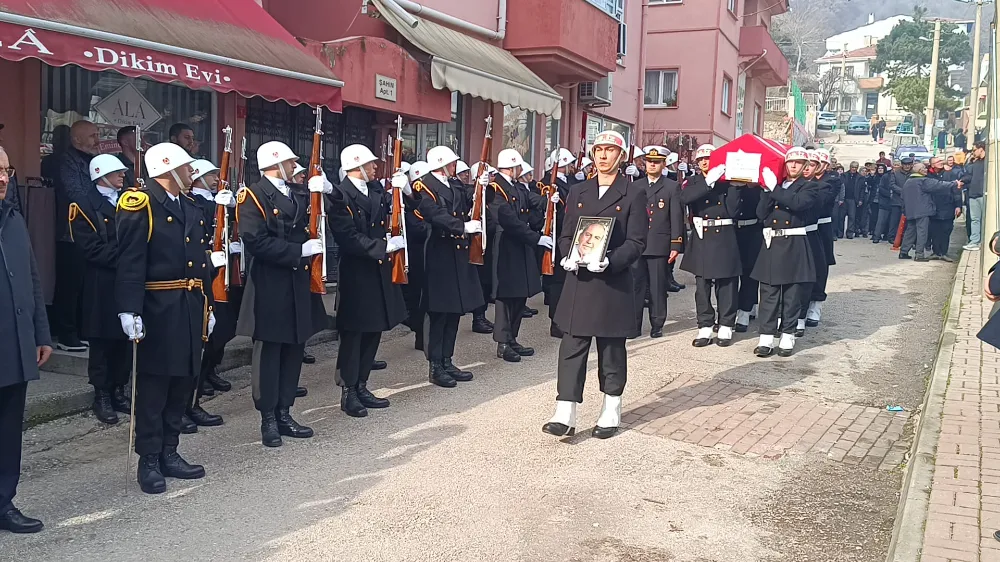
[3,228,956,562]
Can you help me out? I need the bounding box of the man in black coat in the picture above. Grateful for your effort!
[542,131,647,441]
[0,146,51,534]
[804,149,839,328]
[863,163,882,236]
[413,146,485,388]
[489,150,551,362]
[542,149,575,338]
[679,144,742,347]
[236,141,327,447]
[873,158,910,243]
[69,155,131,425]
[116,143,215,494]
[842,162,864,238]
[633,146,683,338]
[899,163,963,261]
[401,162,430,351]
[751,148,819,358]
[328,145,408,417]
[927,157,963,261]
[463,163,494,336]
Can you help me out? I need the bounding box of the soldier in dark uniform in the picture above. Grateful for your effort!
[793,150,823,337]
[750,148,820,358]
[679,144,742,347]
[413,146,485,387]
[633,146,683,338]
[327,144,408,417]
[236,141,327,447]
[805,149,839,327]
[116,142,215,494]
[70,155,131,425]
[489,149,552,362]
[401,162,430,350]
[542,131,647,440]
[465,162,495,335]
[542,149,575,338]
[734,172,763,332]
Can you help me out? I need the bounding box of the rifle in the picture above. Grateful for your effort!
[307,108,327,295]
[231,137,246,288]
[541,147,559,276]
[468,115,492,265]
[210,126,234,302]
[389,115,408,284]
[575,112,587,171]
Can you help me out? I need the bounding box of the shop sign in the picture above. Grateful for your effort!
[376,74,397,102]
[94,83,163,129]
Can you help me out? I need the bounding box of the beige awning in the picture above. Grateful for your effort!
[373,0,562,119]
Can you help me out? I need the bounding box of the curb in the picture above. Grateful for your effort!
[884,249,969,561]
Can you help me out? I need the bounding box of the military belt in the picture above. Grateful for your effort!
[144,278,210,342]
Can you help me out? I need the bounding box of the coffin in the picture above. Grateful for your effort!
[708,134,790,185]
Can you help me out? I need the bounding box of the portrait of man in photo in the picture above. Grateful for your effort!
[570,217,614,265]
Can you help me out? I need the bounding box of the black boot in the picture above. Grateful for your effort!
[187,404,224,427]
[179,414,198,434]
[509,341,535,356]
[276,408,314,438]
[302,352,316,364]
[428,361,457,388]
[295,387,308,398]
[260,411,282,447]
[497,343,521,362]
[159,446,205,479]
[92,390,119,425]
[356,384,390,408]
[206,371,232,392]
[199,377,215,396]
[371,360,388,371]
[137,453,166,494]
[472,313,493,334]
[414,331,424,351]
[442,357,473,381]
[650,326,664,338]
[550,323,564,339]
[111,386,130,414]
[526,307,539,315]
[340,387,368,417]
[668,280,685,292]
[0,508,43,534]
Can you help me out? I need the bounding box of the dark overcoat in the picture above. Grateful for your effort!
[679,175,742,279]
[817,173,841,266]
[553,175,647,338]
[750,178,820,286]
[115,182,214,378]
[68,188,126,340]
[413,173,485,314]
[328,177,407,333]
[235,177,327,344]
[490,175,542,300]
[734,185,763,276]
[0,201,51,388]
[642,175,684,257]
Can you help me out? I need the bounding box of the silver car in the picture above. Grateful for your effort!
[817,111,837,130]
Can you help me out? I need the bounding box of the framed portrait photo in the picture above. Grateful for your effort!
[569,216,615,265]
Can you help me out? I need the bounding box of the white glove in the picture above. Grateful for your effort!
[308,173,333,194]
[210,251,227,268]
[537,235,554,249]
[214,189,235,208]
[477,172,490,186]
[678,162,688,172]
[575,171,586,181]
[390,172,412,196]
[560,256,579,272]
[118,313,144,340]
[550,192,561,204]
[386,235,407,253]
[625,165,639,177]
[229,241,242,254]
[463,220,483,234]
[207,312,216,336]
[587,257,610,273]
[706,165,726,185]
[301,238,325,257]
[761,167,777,191]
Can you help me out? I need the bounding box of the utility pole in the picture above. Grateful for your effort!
[923,20,942,150]
[967,0,984,149]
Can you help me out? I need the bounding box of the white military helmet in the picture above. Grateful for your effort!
[455,160,470,175]
[784,147,808,162]
[694,144,716,160]
[519,163,534,178]
[292,163,306,178]
[399,161,411,175]
[341,144,379,171]
[805,149,820,162]
[89,154,127,181]
[426,146,460,170]
[190,159,220,182]
[544,155,553,172]
[552,148,574,168]
[496,148,525,170]
[629,145,646,158]
[256,141,297,170]
[581,156,593,168]
[408,161,428,182]
[665,153,679,166]
[145,142,195,178]
[815,148,831,165]
[592,131,626,150]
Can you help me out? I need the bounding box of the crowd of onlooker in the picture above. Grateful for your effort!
[828,142,986,261]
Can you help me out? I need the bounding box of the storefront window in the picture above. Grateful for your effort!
[441,92,462,155]
[544,116,561,155]
[503,105,534,159]
[400,123,419,164]
[41,65,215,159]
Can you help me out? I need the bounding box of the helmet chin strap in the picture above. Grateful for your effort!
[199,178,210,191]
[169,170,185,192]
[360,165,370,182]
[278,164,289,182]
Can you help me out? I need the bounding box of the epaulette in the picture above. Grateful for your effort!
[491,182,509,201]
[235,186,265,221]
[116,189,153,241]
[67,202,96,242]
[413,180,437,203]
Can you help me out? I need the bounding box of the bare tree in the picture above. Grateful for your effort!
[772,1,834,76]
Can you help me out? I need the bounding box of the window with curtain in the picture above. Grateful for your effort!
[721,76,733,115]
[644,70,678,107]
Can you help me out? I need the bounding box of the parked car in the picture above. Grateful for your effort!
[896,115,915,135]
[817,111,837,130]
[892,135,932,162]
[846,115,871,135]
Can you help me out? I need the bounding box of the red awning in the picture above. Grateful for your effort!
[0,0,343,110]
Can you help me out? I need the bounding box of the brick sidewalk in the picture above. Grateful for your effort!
[912,251,1000,562]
